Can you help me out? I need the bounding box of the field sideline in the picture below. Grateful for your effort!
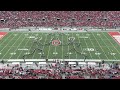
[0,31,120,62]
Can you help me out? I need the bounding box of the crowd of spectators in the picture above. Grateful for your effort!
[0,60,120,79]
[0,11,120,29]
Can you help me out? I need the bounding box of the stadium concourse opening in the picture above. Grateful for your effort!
[0,11,120,79]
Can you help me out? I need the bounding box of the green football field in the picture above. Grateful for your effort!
[0,31,120,61]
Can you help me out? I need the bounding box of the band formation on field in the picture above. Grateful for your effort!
[0,31,120,62]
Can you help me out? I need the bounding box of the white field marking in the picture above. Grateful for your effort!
[26,33,36,59]
[77,33,84,56]
[25,52,30,54]
[55,34,62,58]
[47,34,52,59]
[18,49,28,50]
[54,37,57,57]
[60,35,63,59]
[79,36,88,38]
[62,31,64,59]
[25,33,40,59]
[86,34,90,36]
[95,52,101,55]
[67,52,72,54]
[34,33,44,59]
[1,33,22,59]
[10,53,16,55]
[39,33,48,59]
[81,52,86,55]
[67,33,70,59]
[32,33,44,59]
[97,34,100,36]
[38,52,44,54]
[102,32,120,57]
[54,35,61,58]
[9,32,26,59]
[0,53,1,55]
[72,33,77,59]
[76,34,79,36]
[97,32,117,60]
[28,36,36,39]
[86,39,112,40]
[88,33,101,59]
[0,33,15,58]
[38,52,42,54]
[91,32,109,60]
[110,53,116,56]
[14,34,18,36]
[1,46,119,48]
[0,33,14,52]
[53,52,58,54]
[83,48,95,51]
[81,33,93,59]
[39,37,42,40]
[16,33,33,59]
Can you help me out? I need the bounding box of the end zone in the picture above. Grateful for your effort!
[108,32,120,45]
[0,32,8,40]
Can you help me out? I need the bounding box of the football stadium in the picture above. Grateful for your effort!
[0,11,120,79]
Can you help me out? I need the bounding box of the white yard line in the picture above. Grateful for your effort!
[102,32,120,57]
[22,33,36,59]
[89,39,112,40]
[0,33,14,53]
[17,32,33,59]
[54,33,60,58]
[9,32,26,59]
[81,33,93,59]
[87,46,120,47]
[1,33,22,59]
[39,33,48,59]
[91,32,109,60]
[32,32,44,59]
[97,32,117,60]
[62,32,63,59]
[47,35,52,59]
[88,33,101,59]
[77,33,84,58]
[54,39,57,58]
[72,33,77,59]
[56,35,61,59]
[67,33,70,59]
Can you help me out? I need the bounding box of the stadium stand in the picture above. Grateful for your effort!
[0,61,119,79]
[0,11,120,28]
[0,11,120,79]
